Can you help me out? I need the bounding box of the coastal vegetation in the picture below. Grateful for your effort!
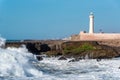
[63,43,95,55]
[62,41,119,59]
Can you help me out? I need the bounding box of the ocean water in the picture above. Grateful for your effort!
[0,37,120,80]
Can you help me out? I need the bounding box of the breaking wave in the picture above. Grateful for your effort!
[0,37,43,80]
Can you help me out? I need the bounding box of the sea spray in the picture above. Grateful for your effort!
[0,37,5,47]
[0,37,43,78]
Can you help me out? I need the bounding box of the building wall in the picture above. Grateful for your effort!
[71,33,120,41]
[71,34,80,41]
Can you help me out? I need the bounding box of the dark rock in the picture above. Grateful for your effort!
[118,67,120,69]
[26,43,41,55]
[36,56,43,61]
[96,58,101,62]
[40,44,51,52]
[69,59,77,62]
[68,58,81,62]
[26,43,51,55]
[56,52,62,56]
[58,56,67,60]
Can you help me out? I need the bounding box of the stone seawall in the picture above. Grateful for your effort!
[80,33,120,40]
[71,33,120,41]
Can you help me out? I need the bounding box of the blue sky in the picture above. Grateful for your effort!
[0,0,120,40]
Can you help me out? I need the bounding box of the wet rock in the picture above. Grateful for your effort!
[96,58,101,62]
[68,59,76,62]
[58,56,67,60]
[68,58,80,62]
[118,67,120,69]
[36,56,43,61]
[40,44,51,52]
[56,52,62,56]
[26,43,41,55]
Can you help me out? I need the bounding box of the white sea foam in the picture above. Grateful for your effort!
[0,37,120,80]
[0,37,5,47]
[0,37,43,80]
[36,57,120,80]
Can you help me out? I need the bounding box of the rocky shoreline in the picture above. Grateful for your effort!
[5,40,120,61]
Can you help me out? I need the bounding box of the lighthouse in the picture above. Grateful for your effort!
[89,12,94,34]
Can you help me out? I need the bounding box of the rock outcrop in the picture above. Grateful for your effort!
[61,41,119,59]
[26,43,41,55]
[36,56,43,61]
[5,40,63,56]
[58,56,67,60]
[5,40,120,59]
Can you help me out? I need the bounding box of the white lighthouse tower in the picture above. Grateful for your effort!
[89,12,94,34]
